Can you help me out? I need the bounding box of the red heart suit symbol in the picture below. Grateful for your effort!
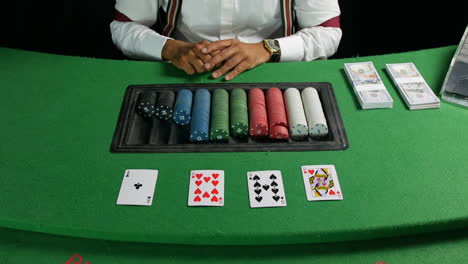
[211,196,219,202]
[309,170,315,174]
[211,188,219,194]
[203,192,210,198]
[194,188,202,194]
[212,180,219,186]
[196,173,203,179]
[204,177,211,182]
[194,196,201,202]
[329,190,336,195]
[195,180,202,186]
[212,173,219,179]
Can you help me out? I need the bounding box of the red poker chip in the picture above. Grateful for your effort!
[249,88,268,137]
[266,88,288,129]
[272,121,288,127]
[249,124,268,137]
[269,125,289,140]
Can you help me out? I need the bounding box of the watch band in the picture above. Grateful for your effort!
[269,50,281,63]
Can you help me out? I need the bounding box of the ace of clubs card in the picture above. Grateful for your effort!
[116,169,159,206]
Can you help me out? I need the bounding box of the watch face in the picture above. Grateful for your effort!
[267,40,280,52]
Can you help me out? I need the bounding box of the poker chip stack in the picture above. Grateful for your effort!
[229,88,249,138]
[344,62,393,109]
[136,90,157,118]
[155,91,175,120]
[190,89,211,142]
[266,88,289,140]
[386,63,440,110]
[248,88,269,137]
[173,89,193,125]
[302,87,329,137]
[210,89,230,141]
[284,88,308,139]
[130,86,339,144]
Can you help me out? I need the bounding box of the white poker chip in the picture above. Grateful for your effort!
[301,87,328,137]
[284,88,309,138]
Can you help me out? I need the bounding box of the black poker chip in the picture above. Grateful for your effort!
[155,91,175,120]
[136,91,157,118]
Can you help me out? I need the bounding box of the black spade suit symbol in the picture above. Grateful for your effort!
[270,174,277,180]
[272,188,279,194]
[254,182,261,187]
[273,195,280,201]
[262,185,270,191]
[255,196,263,202]
[253,175,260,181]
[254,189,262,195]
[270,181,278,187]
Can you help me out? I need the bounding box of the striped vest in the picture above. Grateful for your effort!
[154,0,296,37]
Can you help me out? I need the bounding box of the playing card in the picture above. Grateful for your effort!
[301,165,343,201]
[188,170,224,206]
[117,169,159,206]
[247,171,287,208]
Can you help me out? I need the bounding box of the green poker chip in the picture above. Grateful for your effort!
[230,88,248,138]
[231,122,248,138]
[210,128,229,141]
[210,89,230,142]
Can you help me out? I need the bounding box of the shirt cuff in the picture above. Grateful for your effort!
[139,31,172,61]
[276,35,305,62]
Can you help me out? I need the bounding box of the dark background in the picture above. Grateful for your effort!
[1,1,467,60]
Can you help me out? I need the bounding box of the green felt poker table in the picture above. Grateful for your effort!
[0,46,467,263]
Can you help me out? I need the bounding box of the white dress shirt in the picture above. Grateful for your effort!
[110,0,342,62]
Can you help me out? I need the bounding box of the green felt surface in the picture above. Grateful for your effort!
[1,46,468,245]
[1,227,468,263]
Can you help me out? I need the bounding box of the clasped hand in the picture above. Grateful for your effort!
[161,39,271,80]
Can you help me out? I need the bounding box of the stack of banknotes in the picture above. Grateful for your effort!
[386,63,440,110]
[344,62,393,109]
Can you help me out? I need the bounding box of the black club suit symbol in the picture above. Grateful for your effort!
[134,183,143,189]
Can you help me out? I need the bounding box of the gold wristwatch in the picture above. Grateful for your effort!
[263,39,281,62]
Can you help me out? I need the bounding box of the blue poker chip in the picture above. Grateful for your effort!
[189,89,210,142]
[173,89,193,126]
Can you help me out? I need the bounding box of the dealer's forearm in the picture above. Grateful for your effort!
[110,20,171,61]
[276,26,342,62]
